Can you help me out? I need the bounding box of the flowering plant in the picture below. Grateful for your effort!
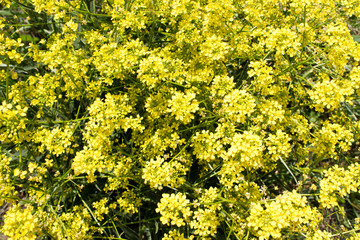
[1,0,360,239]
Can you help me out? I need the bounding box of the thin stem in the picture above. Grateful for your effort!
[330,228,360,237]
[31,116,90,125]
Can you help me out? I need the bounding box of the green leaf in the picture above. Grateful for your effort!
[19,34,39,43]
[352,35,360,42]
[0,10,12,16]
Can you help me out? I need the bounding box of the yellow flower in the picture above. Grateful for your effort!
[2,204,40,240]
[156,192,192,227]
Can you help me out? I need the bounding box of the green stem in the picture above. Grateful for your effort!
[330,228,360,237]
[6,22,64,27]
[31,116,90,125]
[6,58,10,102]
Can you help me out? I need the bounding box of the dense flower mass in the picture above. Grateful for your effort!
[1,0,360,239]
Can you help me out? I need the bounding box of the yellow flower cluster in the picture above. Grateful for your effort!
[142,156,188,190]
[104,156,133,191]
[72,93,143,181]
[0,102,28,143]
[0,32,23,64]
[138,50,184,88]
[46,206,92,239]
[163,229,194,240]
[311,121,353,159]
[220,89,256,123]
[117,189,142,214]
[0,153,17,206]
[93,198,109,221]
[156,192,192,227]
[309,73,354,112]
[27,74,61,107]
[2,204,39,240]
[190,207,219,236]
[319,163,360,208]
[192,122,234,163]
[265,130,292,162]
[248,61,275,95]
[190,187,221,236]
[93,39,147,80]
[167,90,199,124]
[226,131,264,169]
[33,124,74,156]
[247,191,322,239]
